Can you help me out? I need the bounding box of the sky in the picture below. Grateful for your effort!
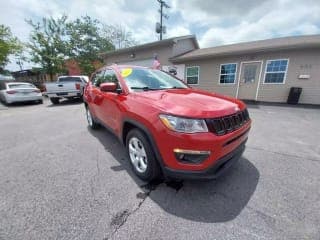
[1,0,320,71]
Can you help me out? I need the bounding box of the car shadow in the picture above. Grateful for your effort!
[88,126,260,223]
[47,98,83,107]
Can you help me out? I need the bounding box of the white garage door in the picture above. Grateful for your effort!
[118,59,153,67]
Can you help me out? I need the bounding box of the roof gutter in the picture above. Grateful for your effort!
[171,43,320,63]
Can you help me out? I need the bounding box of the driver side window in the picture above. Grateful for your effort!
[103,69,122,91]
[92,70,105,87]
[92,69,120,88]
[104,69,119,84]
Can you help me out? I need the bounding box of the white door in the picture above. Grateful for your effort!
[237,61,262,100]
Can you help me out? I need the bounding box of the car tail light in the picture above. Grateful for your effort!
[33,89,41,93]
[75,83,81,90]
[6,90,17,94]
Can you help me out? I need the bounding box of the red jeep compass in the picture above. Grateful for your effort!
[83,65,251,181]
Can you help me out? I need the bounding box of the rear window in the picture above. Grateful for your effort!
[58,77,82,82]
[8,83,35,89]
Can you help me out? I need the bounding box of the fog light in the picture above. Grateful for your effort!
[173,149,211,164]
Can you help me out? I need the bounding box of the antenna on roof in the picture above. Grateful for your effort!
[156,0,170,40]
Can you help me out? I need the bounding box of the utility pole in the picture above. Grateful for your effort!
[156,0,170,40]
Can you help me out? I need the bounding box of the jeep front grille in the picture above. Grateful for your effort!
[205,109,250,136]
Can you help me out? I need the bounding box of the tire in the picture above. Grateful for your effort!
[50,97,60,104]
[126,129,161,181]
[38,99,43,104]
[85,106,99,129]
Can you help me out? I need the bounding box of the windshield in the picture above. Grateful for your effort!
[8,83,35,89]
[120,68,188,92]
[58,77,82,82]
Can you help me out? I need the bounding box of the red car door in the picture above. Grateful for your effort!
[96,69,123,134]
[87,70,106,120]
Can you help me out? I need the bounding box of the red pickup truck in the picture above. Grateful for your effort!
[83,65,251,181]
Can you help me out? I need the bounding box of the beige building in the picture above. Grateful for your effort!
[102,34,320,105]
[102,35,199,79]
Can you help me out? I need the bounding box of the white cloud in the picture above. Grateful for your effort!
[0,0,159,70]
[199,1,320,47]
[1,0,320,70]
[167,26,191,38]
[169,0,320,47]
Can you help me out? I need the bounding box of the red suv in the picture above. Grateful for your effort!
[84,65,251,181]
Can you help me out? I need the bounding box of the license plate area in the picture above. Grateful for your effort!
[56,92,68,96]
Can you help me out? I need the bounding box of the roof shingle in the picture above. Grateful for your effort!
[171,34,320,62]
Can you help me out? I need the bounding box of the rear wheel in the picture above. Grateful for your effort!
[86,106,99,129]
[50,97,59,104]
[126,129,161,181]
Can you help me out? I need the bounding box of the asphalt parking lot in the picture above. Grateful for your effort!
[0,98,319,240]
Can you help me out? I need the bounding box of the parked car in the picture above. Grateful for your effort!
[83,65,251,181]
[0,81,43,105]
[44,75,88,104]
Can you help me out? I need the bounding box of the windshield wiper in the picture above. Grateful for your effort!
[163,86,187,89]
[130,87,160,91]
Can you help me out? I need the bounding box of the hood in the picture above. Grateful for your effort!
[130,88,244,118]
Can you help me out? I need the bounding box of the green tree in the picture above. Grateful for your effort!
[103,24,138,49]
[26,15,68,80]
[0,25,23,69]
[66,16,114,75]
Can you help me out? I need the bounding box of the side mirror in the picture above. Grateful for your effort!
[169,69,177,75]
[100,82,117,92]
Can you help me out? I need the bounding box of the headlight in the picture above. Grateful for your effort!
[159,114,208,133]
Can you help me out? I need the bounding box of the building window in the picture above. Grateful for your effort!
[186,66,199,84]
[220,63,237,84]
[264,59,288,84]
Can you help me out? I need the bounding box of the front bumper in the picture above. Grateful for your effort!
[163,140,246,180]
[153,117,251,171]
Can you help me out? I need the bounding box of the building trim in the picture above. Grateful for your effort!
[255,61,264,101]
[171,35,320,63]
[101,35,199,58]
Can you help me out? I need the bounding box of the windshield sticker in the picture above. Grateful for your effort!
[121,68,132,78]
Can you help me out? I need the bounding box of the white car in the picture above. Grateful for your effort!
[0,82,43,104]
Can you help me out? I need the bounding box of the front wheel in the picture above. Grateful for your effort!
[126,129,161,181]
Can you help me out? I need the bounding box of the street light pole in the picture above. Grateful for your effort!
[159,0,163,40]
[156,0,169,40]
